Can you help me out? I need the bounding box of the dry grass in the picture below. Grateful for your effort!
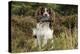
[11,15,78,53]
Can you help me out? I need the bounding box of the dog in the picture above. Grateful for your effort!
[33,7,55,49]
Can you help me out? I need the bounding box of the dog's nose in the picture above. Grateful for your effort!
[43,12,49,17]
[44,14,47,16]
[44,14,48,17]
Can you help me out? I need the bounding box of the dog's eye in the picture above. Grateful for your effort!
[47,9,51,14]
[41,11,43,15]
[49,11,51,14]
[41,9,44,15]
[48,8,51,13]
[48,10,51,14]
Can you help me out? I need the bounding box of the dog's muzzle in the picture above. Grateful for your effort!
[38,16,50,22]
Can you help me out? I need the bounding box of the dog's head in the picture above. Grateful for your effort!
[40,7,50,17]
[35,7,55,22]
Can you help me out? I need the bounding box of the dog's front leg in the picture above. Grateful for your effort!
[42,38,47,47]
[37,35,42,50]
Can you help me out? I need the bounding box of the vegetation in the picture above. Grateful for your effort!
[10,1,78,53]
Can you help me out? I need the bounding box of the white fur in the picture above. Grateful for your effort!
[32,22,53,48]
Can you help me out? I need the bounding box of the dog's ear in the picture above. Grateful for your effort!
[48,8,55,17]
[49,8,55,29]
[35,7,41,17]
[35,7,43,22]
[48,8,55,21]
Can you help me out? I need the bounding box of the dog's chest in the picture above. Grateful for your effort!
[36,23,53,39]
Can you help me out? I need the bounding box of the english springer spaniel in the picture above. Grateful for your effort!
[33,7,55,49]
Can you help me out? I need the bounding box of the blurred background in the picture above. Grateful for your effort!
[10,1,78,53]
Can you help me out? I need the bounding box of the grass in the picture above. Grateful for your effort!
[11,15,78,53]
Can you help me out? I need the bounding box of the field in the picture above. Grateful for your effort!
[11,15,78,52]
[10,1,78,53]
